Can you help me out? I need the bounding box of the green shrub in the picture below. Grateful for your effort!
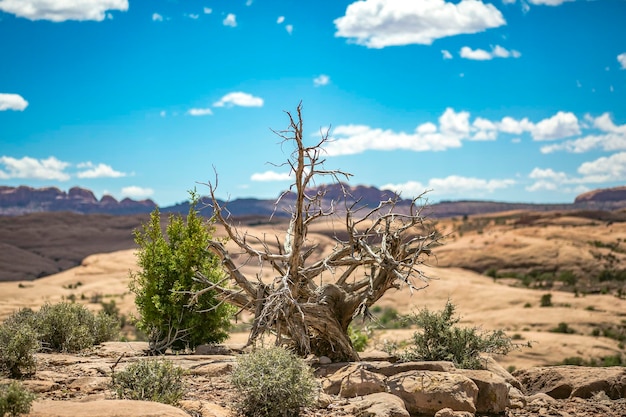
[36,302,119,352]
[231,346,318,417]
[348,325,369,352]
[112,359,185,405]
[560,355,626,367]
[0,382,36,417]
[540,293,553,307]
[393,301,522,369]
[130,191,235,354]
[550,322,575,334]
[0,310,39,378]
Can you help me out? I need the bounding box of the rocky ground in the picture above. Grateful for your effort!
[6,342,626,417]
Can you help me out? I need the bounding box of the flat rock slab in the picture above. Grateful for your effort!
[28,399,190,417]
[515,366,626,399]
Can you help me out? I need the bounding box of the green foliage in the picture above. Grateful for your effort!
[0,382,36,417]
[393,301,521,369]
[231,346,318,417]
[560,355,626,367]
[540,293,553,307]
[550,322,575,334]
[370,306,410,329]
[36,302,119,352]
[130,191,234,353]
[112,359,185,405]
[0,310,39,378]
[348,326,369,352]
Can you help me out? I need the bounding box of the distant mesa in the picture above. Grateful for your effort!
[0,186,156,215]
[574,186,626,203]
[1,184,626,217]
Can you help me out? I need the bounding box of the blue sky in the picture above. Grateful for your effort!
[1,0,625,207]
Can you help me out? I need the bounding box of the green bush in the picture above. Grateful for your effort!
[348,325,369,352]
[112,359,185,405]
[130,191,235,354]
[231,346,318,417]
[0,310,39,378]
[393,301,521,369]
[0,381,36,417]
[550,322,575,334]
[36,302,119,352]
[540,293,553,307]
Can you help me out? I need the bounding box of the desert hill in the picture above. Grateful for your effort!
[1,183,625,282]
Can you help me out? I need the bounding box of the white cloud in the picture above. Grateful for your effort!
[618,53,626,70]
[0,93,28,111]
[471,117,497,140]
[0,156,70,181]
[460,46,492,60]
[76,162,126,178]
[285,24,293,34]
[313,74,330,87]
[159,110,166,117]
[439,108,470,137]
[383,175,515,198]
[530,111,580,140]
[0,0,128,22]
[498,116,533,134]
[186,13,199,20]
[578,152,626,181]
[325,108,472,156]
[152,13,163,22]
[188,108,213,116]
[441,49,453,59]
[528,0,573,5]
[246,0,253,5]
[334,0,506,48]
[277,16,285,24]
[526,153,626,193]
[203,7,212,14]
[213,92,263,108]
[460,45,521,60]
[223,13,237,27]
[121,186,154,199]
[251,171,292,182]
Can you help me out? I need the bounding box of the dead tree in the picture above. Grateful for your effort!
[195,103,442,361]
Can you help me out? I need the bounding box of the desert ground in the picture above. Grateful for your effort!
[2,210,625,370]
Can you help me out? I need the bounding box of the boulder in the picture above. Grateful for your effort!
[456,369,509,414]
[321,363,387,397]
[388,370,478,415]
[434,408,474,417]
[339,368,388,398]
[343,392,410,417]
[515,366,626,399]
[479,355,523,390]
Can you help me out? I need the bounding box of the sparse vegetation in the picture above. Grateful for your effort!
[130,191,235,354]
[231,346,318,417]
[387,301,524,369]
[0,309,39,378]
[0,381,36,417]
[112,359,185,405]
[560,355,626,367]
[348,325,370,352]
[540,293,553,307]
[550,322,576,334]
[36,302,119,352]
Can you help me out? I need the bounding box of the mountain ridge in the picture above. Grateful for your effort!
[2,184,626,218]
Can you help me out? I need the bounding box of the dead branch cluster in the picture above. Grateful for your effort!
[195,103,442,360]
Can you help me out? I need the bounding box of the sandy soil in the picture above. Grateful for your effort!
[2,244,624,370]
